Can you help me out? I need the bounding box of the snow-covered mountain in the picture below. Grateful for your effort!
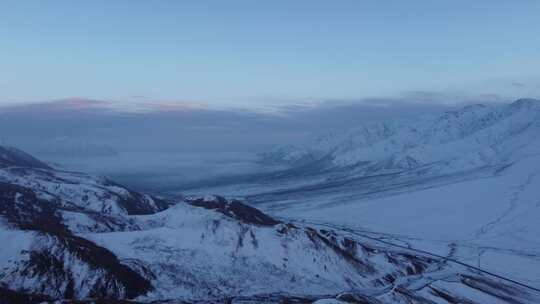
[260,99,540,174]
[181,99,540,290]
[1,146,539,303]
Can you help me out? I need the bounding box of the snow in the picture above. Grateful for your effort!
[81,203,359,299]
[0,229,34,269]
[185,99,540,288]
[417,280,510,304]
[313,299,345,304]
[265,153,540,286]
[0,166,162,215]
[261,100,540,175]
[2,99,540,302]
[283,172,513,240]
[76,202,449,300]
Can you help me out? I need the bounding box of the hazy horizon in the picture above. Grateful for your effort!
[0,94,527,191]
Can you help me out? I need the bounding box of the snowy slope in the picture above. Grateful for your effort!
[277,153,540,285]
[181,99,540,289]
[260,99,540,174]
[0,181,152,299]
[1,146,539,303]
[0,166,168,215]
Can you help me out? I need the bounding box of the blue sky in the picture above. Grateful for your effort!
[1,0,539,108]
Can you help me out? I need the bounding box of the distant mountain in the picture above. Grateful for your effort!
[1,145,538,303]
[260,99,540,174]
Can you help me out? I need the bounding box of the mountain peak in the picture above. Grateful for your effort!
[510,98,540,110]
[185,195,281,226]
[447,103,489,117]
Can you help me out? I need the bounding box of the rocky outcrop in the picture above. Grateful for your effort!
[185,195,281,226]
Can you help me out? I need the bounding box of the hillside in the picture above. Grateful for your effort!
[182,99,540,287]
[1,146,538,303]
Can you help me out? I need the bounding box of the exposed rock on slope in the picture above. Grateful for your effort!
[0,181,152,299]
[0,167,169,216]
[184,195,281,226]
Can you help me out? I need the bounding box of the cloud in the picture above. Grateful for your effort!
[0,97,111,113]
[1,90,520,158]
[0,92,518,189]
[0,92,506,156]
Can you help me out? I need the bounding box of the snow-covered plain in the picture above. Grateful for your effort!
[280,155,540,287]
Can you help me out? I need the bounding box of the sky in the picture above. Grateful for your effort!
[1,0,540,108]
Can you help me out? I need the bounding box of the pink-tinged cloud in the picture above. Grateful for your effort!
[45,97,113,111]
[0,97,115,113]
[0,97,211,114]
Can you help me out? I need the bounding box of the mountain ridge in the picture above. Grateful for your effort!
[259,98,540,173]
